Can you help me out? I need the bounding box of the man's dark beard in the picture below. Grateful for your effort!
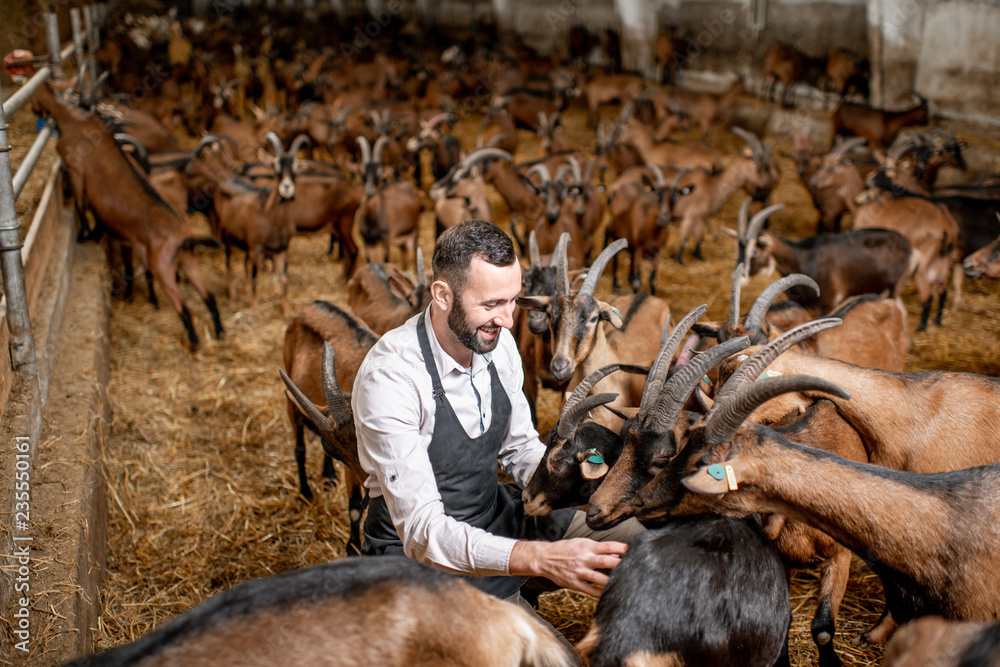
[448,296,500,355]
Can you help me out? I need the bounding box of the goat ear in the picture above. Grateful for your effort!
[758,233,773,248]
[597,301,624,328]
[517,296,551,311]
[720,227,739,239]
[695,386,714,411]
[580,459,609,480]
[682,462,742,495]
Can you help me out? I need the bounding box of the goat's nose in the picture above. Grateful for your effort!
[551,356,572,381]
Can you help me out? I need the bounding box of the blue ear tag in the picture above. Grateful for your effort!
[707,464,726,480]
[612,308,622,319]
[584,448,604,464]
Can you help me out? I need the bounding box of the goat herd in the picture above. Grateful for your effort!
[28,6,1000,667]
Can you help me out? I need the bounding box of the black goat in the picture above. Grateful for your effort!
[577,514,790,667]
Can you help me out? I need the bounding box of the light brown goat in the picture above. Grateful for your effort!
[518,240,671,432]
[347,249,429,336]
[33,80,223,350]
[281,303,378,553]
[59,557,576,667]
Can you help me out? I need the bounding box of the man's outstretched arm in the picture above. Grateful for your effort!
[509,538,628,598]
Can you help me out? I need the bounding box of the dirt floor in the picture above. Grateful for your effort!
[7,88,1000,665]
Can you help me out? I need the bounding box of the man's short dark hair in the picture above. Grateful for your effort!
[433,219,517,295]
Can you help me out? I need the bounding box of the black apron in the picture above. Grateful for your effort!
[363,311,530,598]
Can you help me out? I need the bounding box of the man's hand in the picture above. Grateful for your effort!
[509,538,628,598]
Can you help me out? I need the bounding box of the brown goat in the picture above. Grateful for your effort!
[356,137,422,271]
[715,324,1000,475]
[605,166,694,293]
[852,193,961,330]
[653,79,744,139]
[281,303,378,553]
[832,96,929,148]
[666,371,1000,645]
[671,128,777,263]
[33,80,223,350]
[734,199,914,312]
[584,73,645,127]
[347,248,429,335]
[518,240,671,432]
[59,557,577,666]
[884,617,1000,667]
[617,117,722,173]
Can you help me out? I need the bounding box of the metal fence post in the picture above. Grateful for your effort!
[0,86,39,375]
[45,13,63,83]
[83,5,98,87]
[71,8,86,73]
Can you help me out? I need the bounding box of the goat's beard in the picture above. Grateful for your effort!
[448,297,500,355]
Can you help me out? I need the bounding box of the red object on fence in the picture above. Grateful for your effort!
[4,50,39,83]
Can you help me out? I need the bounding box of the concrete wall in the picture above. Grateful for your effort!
[915,1,1000,123]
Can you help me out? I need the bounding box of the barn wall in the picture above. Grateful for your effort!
[186,0,1000,126]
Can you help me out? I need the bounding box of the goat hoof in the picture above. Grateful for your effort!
[850,635,870,650]
[299,488,315,503]
[815,631,832,645]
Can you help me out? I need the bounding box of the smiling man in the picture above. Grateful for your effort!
[353,220,640,621]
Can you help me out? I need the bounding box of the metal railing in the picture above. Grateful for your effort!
[0,4,107,374]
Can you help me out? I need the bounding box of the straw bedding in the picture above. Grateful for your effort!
[10,98,1000,665]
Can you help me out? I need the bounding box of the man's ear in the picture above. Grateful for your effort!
[597,300,623,328]
[430,279,452,309]
[682,461,743,495]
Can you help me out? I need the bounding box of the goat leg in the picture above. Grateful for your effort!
[853,607,897,648]
[347,472,365,557]
[294,420,314,501]
[812,546,851,667]
[918,297,932,332]
[934,290,947,326]
[145,271,158,309]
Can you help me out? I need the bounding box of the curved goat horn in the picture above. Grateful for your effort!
[461,148,513,168]
[372,136,389,164]
[289,134,311,157]
[737,197,752,241]
[645,337,751,438]
[637,305,708,419]
[553,232,571,295]
[524,163,552,184]
[712,317,843,410]
[320,342,353,429]
[580,239,627,296]
[706,375,850,445]
[649,164,666,189]
[727,263,745,331]
[357,136,372,165]
[831,136,867,161]
[264,132,286,158]
[732,126,765,160]
[557,364,622,440]
[744,273,820,336]
[567,155,583,182]
[415,247,427,288]
[192,134,223,157]
[669,168,690,193]
[746,203,784,246]
[528,230,541,270]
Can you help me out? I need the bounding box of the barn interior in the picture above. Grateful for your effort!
[2,0,1000,665]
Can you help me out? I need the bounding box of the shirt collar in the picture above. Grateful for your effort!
[422,307,492,379]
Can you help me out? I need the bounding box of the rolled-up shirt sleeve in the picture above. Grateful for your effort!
[353,361,518,577]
